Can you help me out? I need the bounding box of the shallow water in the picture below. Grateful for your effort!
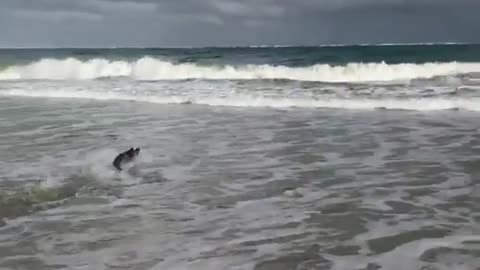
[0,95,479,270]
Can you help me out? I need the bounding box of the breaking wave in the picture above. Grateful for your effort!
[2,89,480,111]
[0,57,479,82]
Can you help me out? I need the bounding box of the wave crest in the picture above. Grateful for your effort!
[0,57,478,82]
[2,89,480,111]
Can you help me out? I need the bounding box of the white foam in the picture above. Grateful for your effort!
[40,173,66,189]
[0,57,478,82]
[326,234,480,270]
[26,147,142,190]
[283,188,304,198]
[3,88,480,111]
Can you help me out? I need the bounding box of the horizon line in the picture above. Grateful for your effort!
[0,42,477,50]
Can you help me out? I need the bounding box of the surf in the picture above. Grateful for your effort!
[2,89,480,111]
[0,57,479,82]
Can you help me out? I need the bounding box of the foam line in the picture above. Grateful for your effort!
[2,89,480,111]
[0,57,478,82]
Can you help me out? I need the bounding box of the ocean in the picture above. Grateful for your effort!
[0,44,479,270]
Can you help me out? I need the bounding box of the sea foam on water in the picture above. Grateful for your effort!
[0,57,478,82]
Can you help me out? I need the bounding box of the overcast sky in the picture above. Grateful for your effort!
[1,0,479,48]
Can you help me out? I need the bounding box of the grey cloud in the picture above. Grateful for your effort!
[0,0,479,47]
[12,9,103,22]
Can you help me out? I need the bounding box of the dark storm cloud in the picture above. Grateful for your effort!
[0,0,479,47]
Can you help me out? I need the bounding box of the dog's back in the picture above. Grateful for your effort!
[112,153,126,171]
[112,147,141,171]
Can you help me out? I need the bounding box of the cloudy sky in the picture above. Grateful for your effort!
[0,0,479,47]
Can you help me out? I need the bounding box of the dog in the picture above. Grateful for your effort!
[112,147,140,171]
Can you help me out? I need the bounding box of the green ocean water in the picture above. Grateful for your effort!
[1,44,480,67]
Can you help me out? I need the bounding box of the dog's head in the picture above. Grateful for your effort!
[125,148,135,158]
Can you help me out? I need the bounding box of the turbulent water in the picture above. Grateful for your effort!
[0,44,479,270]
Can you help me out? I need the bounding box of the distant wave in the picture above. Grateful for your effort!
[0,57,479,82]
[241,42,471,48]
[319,42,471,47]
[2,89,480,111]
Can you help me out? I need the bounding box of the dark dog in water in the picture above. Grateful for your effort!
[113,147,140,171]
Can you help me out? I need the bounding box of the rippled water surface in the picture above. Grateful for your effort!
[1,95,479,270]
